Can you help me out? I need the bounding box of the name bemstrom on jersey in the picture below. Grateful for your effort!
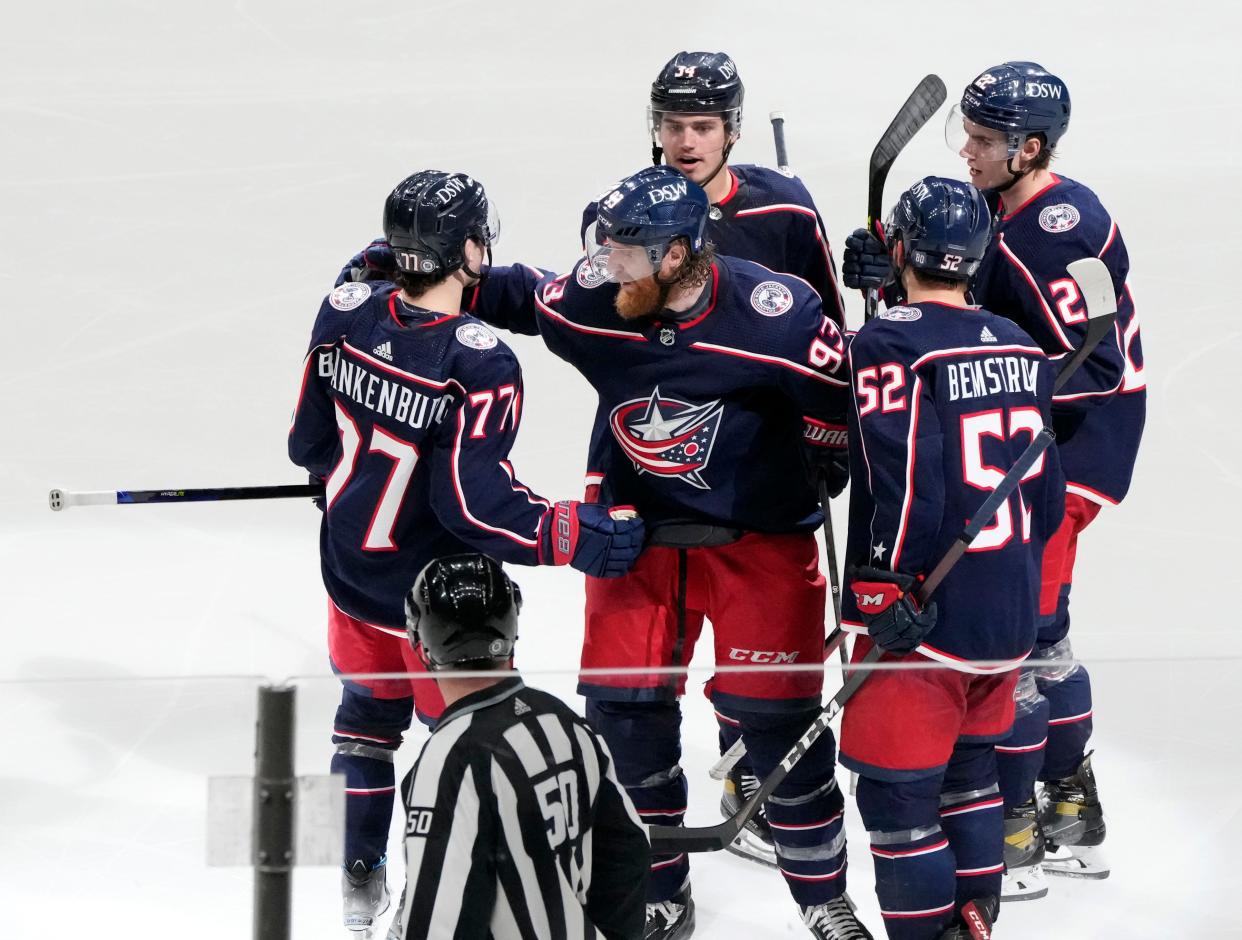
[946,355,1039,402]
[318,348,456,429]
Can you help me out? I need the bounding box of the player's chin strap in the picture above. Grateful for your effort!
[460,242,493,284]
[651,136,738,191]
[989,155,1029,194]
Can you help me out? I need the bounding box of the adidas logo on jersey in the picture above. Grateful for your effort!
[514,698,531,716]
[980,326,998,343]
[373,341,394,361]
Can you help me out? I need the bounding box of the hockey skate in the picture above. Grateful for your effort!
[1039,752,1110,879]
[343,859,391,937]
[720,767,777,868]
[645,882,695,940]
[800,895,874,939]
[938,896,998,939]
[384,886,406,940]
[1000,799,1048,902]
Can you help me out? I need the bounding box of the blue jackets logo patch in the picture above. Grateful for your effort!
[610,386,724,490]
[329,282,371,311]
[750,280,794,317]
[1039,203,1080,234]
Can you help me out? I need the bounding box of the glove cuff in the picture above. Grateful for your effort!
[803,416,847,450]
[540,501,580,566]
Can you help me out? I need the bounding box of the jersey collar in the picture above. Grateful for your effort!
[998,173,1062,222]
[435,676,526,727]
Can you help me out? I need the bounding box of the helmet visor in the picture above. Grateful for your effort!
[945,103,1019,162]
[478,198,501,246]
[584,222,664,284]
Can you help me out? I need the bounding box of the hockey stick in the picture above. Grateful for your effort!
[770,111,789,171]
[864,74,947,322]
[650,258,1118,855]
[48,483,325,511]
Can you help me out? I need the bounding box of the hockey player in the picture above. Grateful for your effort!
[844,62,1145,895]
[392,554,650,940]
[839,176,1066,939]
[465,166,870,940]
[576,50,851,867]
[288,170,645,936]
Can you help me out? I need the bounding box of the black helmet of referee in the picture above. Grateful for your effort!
[405,554,522,669]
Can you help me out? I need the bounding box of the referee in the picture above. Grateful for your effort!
[389,554,650,939]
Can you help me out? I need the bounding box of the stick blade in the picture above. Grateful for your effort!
[868,74,947,178]
[1066,257,1118,319]
[649,821,737,856]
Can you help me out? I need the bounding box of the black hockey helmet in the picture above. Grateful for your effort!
[650,51,744,118]
[404,554,522,669]
[382,170,499,277]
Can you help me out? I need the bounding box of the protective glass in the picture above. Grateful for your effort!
[583,222,663,284]
[945,104,1018,162]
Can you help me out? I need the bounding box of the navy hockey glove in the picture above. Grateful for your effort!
[541,501,645,579]
[334,238,398,287]
[841,226,894,292]
[849,566,937,653]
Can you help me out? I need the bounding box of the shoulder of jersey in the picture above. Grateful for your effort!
[1022,175,1111,241]
[733,163,814,205]
[720,256,817,320]
[449,314,510,357]
[325,280,388,315]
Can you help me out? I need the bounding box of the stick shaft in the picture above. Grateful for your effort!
[49,483,324,511]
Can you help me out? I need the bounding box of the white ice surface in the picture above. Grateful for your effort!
[1,1,1239,937]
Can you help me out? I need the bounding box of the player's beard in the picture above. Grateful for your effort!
[615,275,671,320]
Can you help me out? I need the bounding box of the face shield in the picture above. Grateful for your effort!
[583,221,668,284]
[945,104,1021,162]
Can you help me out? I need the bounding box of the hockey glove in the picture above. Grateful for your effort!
[849,565,937,653]
[334,238,398,287]
[540,501,645,579]
[841,226,894,292]
[804,419,849,498]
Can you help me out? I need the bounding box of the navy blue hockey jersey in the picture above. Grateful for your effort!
[469,256,849,533]
[971,174,1146,505]
[289,281,553,627]
[841,302,1066,670]
[578,164,846,496]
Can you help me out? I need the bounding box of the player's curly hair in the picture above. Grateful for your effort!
[671,240,717,289]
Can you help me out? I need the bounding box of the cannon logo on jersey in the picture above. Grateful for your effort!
[750,281,794,317]
[455,323,498,350]
[576,258,608,289]
[879,306,922,322]
[610,386,723,490]
[329,282,372,312]
[1039,203,1080,234]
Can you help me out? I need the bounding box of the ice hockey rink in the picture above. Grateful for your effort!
[1,1,1236,937]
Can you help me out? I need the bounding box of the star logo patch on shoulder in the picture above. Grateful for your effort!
[455,322,498,351]
[751,280,794,317]
[329,282,371,312]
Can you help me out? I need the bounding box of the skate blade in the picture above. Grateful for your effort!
[1001,863,1049,902]
[724,830,778,869]
[1043,844,1110,879]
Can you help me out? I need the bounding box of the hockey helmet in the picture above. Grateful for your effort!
[887,176,992,281]
[586,166,710,282]
[948,62,1071,159]
[404,554,522,669]
[382,170,499,276]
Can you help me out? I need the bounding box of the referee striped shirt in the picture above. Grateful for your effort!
[395,676,649,939]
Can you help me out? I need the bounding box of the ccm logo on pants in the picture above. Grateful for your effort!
[728,648,799,664]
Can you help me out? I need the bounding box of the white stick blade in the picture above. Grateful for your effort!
[1066,258,1118,319]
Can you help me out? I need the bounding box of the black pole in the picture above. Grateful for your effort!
[254,684,296,940]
